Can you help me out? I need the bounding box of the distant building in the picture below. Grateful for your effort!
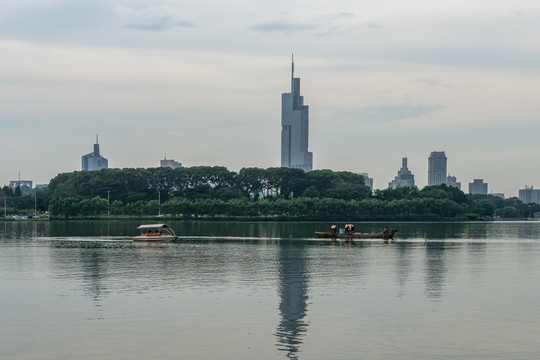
[491,193,505,199]
[361,173,374,193]
[469,179,488,195]
[388,157,415,189]
[9,180,33,195]
[82,135,108,171]
[428,151,447,186]
[160,157,182,169]
[519,186,540,204]
[446,174,461,190]
[281,55,313,172]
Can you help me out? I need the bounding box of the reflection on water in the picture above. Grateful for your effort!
[275,244,309,359]
[394,242,413,298]
[424,242,448,300]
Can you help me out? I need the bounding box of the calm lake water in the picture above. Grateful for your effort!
[2,220,540,359]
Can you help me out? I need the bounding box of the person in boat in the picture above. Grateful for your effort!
[344,224,355,233]
[383,227,389,235]
[146,230,152,237]
[331,225,337,234]
[153,230,160,236]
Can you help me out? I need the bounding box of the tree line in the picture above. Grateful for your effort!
[3,166,540,220]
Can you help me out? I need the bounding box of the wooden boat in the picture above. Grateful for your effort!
[315,228,398,240]
[133,223,178,242]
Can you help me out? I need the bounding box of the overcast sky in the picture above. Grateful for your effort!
[1,0,539,196]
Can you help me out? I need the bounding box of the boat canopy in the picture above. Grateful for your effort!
[137,223,171,230]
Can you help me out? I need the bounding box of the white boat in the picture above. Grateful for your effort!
[133,224,178,242]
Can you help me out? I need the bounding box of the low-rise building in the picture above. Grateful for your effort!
[160,157,182,169]
[469,179,488,195]
[9,180,33,195]
[446,174,461,190]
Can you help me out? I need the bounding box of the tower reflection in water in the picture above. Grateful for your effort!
[274,244,310,359]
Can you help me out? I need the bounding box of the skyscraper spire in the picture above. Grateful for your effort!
[291,53,294,92]
[96,134,99,144]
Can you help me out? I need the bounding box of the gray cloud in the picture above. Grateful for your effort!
[364,21,382,29]
[249,12,355,36]
[114,5,194,31]
[415,78,455,88]
[347,104,445,122]
[249,22,317,33]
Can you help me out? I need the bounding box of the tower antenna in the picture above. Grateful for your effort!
[291,53,294,92]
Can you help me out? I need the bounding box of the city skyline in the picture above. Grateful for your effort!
[2,0,540,196]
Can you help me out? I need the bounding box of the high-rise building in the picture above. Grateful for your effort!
[361,173,374,193]
[82,135,108,171]
[160,157,182,169]
[388,157,415,189]
[469,179,488,195]
[428,151,447,186]
[519,186,540,204]
[281,55,313,172]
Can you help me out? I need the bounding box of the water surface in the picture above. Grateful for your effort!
[1,221,540,359]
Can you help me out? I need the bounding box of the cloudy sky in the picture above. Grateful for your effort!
[1,0,539,196]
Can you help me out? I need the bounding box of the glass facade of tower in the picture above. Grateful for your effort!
[428,151,447,186]
[281,57,313,172]
[82,137,108,171]
[389,157,415,189]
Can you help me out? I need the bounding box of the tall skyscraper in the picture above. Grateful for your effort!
[82,135,108,171]
[281,55,313,172]
[388,157,415,189]
[428,151,447,186]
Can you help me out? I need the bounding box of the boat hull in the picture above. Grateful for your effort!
[132,235,178,242]
[315,232,395,240]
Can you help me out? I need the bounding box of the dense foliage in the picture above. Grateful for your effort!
[3,166,540,220]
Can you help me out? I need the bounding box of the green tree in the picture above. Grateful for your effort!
[146,200,160,216]
[301,186,320,198]
[111,200,123,217]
